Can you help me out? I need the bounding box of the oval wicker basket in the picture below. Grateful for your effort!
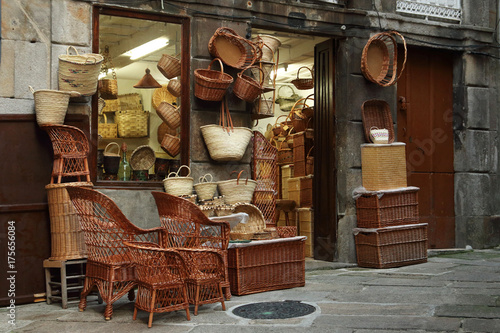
[194,58,234,101]
[156,102,180,129]
[157,53,181,79]
[217,170,257,205]
[230,202,266,240]
[130,145,155,171]
[30,86,78,126]
[161,133,181,157]
[157,122,177,144]
[233,66,265,103]
[194,174,218,201]
[208,27,260,69]
[200,124,252,162]
[291,66,314,90]
[163,165,193,196]
[58,46,103,96]
[167,78,181,97]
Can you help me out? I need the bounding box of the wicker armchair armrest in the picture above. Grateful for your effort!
[173,247,225,279]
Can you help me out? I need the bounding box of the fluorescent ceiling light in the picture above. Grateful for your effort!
[124,37,169,60]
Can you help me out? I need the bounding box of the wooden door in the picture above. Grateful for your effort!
[397,47,455,248]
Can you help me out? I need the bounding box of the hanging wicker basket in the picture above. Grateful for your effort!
[208,27,261,69]
[30,86,79,126]
[161,133,181,157]
[58,46,103,96]
[275,85,301,112]
[163,165,193,196]
[218,170,257,205]
[167,78,181,97]
[194,58,234,101]
[194,174,218,201]
[157,53,181,79]
[152,85,176,110]
[157,122,177,144]
[233,66,265,103]
[291,66,314,90]
[156,102,180,129]
[361,31,407,87]
[130,145,155,171]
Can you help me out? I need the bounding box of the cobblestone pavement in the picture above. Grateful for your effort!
[2,248,500,333]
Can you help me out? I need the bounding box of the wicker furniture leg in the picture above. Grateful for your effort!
[78,276,96,311]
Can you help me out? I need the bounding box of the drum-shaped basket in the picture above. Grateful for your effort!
[157,53,181,79]
[30,86,77,126]
[194,174,218,201]
[130,145,155,171]
[161,133,181,157]
[233,66,265,103]
[291,66,314,90]
[200,124,252,162]
[252,34,281,62]
[58,46,103,96]
[208,27,260,69]
[156,102,180,129]
[163,165,193,196]
[230,203,266,240]
[194,58,234,101]
[361,31,407,87]
[167,78,181,97]
[218,170,257,205]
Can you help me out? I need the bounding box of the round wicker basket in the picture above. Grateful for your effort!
[157,53,181,79]
[152,85,176,110]
[156,102,180,129]
[230,203,266,240]
[130,145,155,171]
[194,174,218,201]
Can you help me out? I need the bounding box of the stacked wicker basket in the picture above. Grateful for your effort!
[353,99,428,269]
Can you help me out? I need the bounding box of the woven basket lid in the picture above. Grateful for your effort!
[130,145,155,170]
[152,85,176,110]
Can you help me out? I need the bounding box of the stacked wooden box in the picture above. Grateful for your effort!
[354,143,428,268]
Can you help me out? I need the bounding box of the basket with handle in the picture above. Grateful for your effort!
[230,203,267,240]
[289,97,311,133]
[277,139,293,165]
[163,165,193,196]
[291,66,314,90]
[194,173,218,201]
[58,46,104,96]
[102,142,120,175]
[29,86,79,126]
[167,78,181,97]
[361,30,407,87]
[116,110,149,138]
[156,102,180,130]
[157,53,181,79]
[160,133,181,157]
[194,58,234,101]
[275,85,301,112]
[369,126,390,144]
[98,45,118,99]
[98,113,117,139]
[252,34,281,62]
[208,27,261,69]
[217,170,257,205]
[233,66,265,103]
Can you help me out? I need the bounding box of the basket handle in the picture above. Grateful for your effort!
[100,113,108,124]
[66,46,80,56]
[390,31,407,85]
[229,170,249,185]
[296,66,314,79]
[277,85,295,98]
[104,142,119,155]
[176,165,191,177]
[219,96,234,133]
[199,173,213,183]
[208,57,225,74]
[29,86,35,94]
[307,145,314,158]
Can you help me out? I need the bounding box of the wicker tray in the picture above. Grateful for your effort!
[130,145,155,171]
[353,223,428,269]
[361,99,395,144]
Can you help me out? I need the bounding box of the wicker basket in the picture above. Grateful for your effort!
[116,110,149,138]
[275,85,301,112]
[361,143,407,191]
[160,133,181,157]
[157,53,181,79]
[167,78,181,97]
[152,85,176,110]
[98,78,118,99]
[102,142,120,175]
[45,182,92,260]
[157,122,177,144]
[208,27,260,69]
[156,102,180,130]
[361,99,395,144]
[230,202,266,240]
[194,58,234,101]
[218,170,257,205]
[200,124,252,162]
[291,66,314,90]
[163,165,193,196]
[98,113,117,139]
[276,225,297,238]
[361,31,407,87]
[30,86,76,126]
[251,61,275,89]
[102,98,120,113]
[130,145,155,171]
[252,97,274,117]
[194,174,218,201]
[252,34,281,62]
[119,93,143,111]
[214,204,235,217]
[58,46,103,96]
[353,223,428,268]
[233,66,265,103]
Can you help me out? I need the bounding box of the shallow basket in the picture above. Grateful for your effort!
[230,203,266,240]
[208,27,260,69]
[130,145,155,171]
[194,58,234,101]
[157,53,181,79]
[291,66,314,90]
[200,124,252,162]
[58,46,103,96]
[152,85,176,110]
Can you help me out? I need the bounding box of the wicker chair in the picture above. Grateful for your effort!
[124,241,190,327]
[151,191,229,315]
[41,124,91,184]
[66,186,165,320]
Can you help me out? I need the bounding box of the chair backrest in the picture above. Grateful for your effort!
[41,124,89,157]
[151,191,229,250]
[124,241,188,285]
[66,186,143,264]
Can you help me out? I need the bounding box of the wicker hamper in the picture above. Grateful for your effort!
[361,143,407,191]
[353,223,428,269]
[45,182,92,260]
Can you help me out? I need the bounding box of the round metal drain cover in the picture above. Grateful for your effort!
[232,300,316,319]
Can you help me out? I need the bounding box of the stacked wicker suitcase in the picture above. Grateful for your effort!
[354,100,428,268]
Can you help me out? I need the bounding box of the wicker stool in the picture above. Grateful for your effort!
[41,124,91,184]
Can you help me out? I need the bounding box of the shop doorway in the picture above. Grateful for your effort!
[397,46,455,248]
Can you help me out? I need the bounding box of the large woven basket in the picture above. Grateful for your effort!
[194,174,218,201]
[208,27,260,69]
[361,99,395,143]
[98,113,117,139]
[218,170,257,205]
[116,110,149,138]
[157,53,181,79]
[200,125,252,161]
[58,46,103,96]
[163,165,193,196]
[194,58,234,101]
[30,86,77,126]
[156,102,180,129]
[130,145,155,171]
[230,203,266,240]
[233,66,265,103]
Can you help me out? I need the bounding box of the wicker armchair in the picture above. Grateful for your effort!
[66,187,165,320]
[41,124,91,184]
[151,191,229,315]
[124,241,190,327]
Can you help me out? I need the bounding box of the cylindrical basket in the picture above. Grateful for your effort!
[194,58,234,101]
[233,66,265,103]
[30,86,77,126]
[45,182,92,260]
[217,170,257,205]
[163,165,193,196]
[157,53,181,79]
[200,125,252,161]
[156,102,180,129]
[161,133,181,157]
[194,174,218,201]
[58,46,103,96]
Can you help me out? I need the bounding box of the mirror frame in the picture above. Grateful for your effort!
[91,5,191,188]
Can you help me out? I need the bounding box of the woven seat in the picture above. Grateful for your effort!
[124,241,190,328]
[66,187,165,320]
[152,191,229,315]
[41,124,91,184]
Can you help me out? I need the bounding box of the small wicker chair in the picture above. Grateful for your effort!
[66,187,165,320]
[41,124,91,184]
[152,191,229,315]
[124,241,190,328]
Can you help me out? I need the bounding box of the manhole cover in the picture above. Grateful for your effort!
[232,300,316,319]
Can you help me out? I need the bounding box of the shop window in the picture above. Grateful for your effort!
[92,6,190,186]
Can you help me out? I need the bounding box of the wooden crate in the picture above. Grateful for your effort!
[288,177,301,206]
[280,164,294,199]
[361,143,407,191]
[298,208,313,257]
